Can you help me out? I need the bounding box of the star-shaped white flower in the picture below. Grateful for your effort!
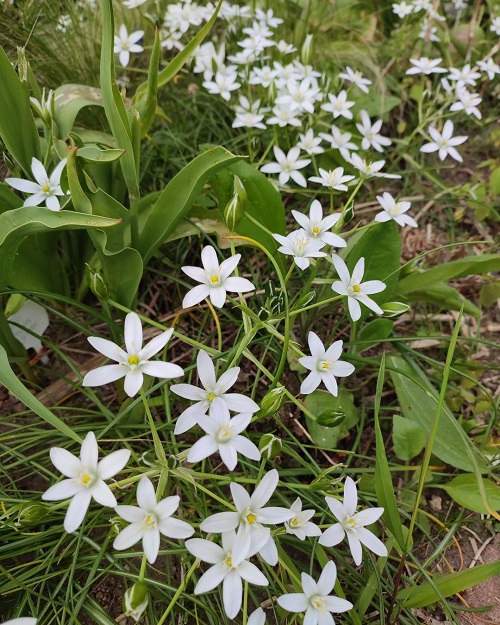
[477,58,500,80]
[273,229,327,270]
[392,1,414,18]
[114,24,144,67]
[171,349,259,434]
[6,157,67,211]
[298,331,355,396]
[450,86,482,120]
[42,432,130,533]
[308,167,355,191]
[319,476,387,565]
[339,66,372,93]
[82,312,183,397]
[375,192,417,227]
[321,90,355,119]
[291,200,346,248]
[297,128,324,155]
[278,561,353,624]
[406,57,446,75]
[356,110,392,153]
[331,255,386,321]
[186,531,268,619]
[114,476,193,563]
[199,469,294,566]
[284,497,322,540]
[182,245,255,309]
[203,70,241,101]
[348,154,401,179]
[420,120,467,162]
[260,146,311,187]
[319,126,359,161]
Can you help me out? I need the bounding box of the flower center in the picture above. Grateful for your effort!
[223,553,233,569]
[311,596,328,612]
[312,226,320,235]
[318,360,331,372]
[42,185,50,193]
[296,236,308,252]
[79,472,93,487]
[128,355,140,366]
[210,275,220,284]
[218,424,234,441]
[347,518,356,528]
[352,284,361,293]
[207,392,217,402]
[244,509,258,525]
[290,516,304,528]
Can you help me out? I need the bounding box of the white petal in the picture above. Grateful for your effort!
[347,296,361,321]
[209,286,227,308]
[232,436,261,462]
[139,329,174,360]
[237,560,269,586]
[158,517,194,539]
[356,527,388,557]
[201,245,220,273]
[218,442,238,470]
[194,564,227,594]
[251,469,279,509]
[325,497,346,522]
[324,596,353,613]
[278,593,308,612]
[174,409,202,435]
[80,432,98,471]
[142,527,160,563]
[248,608,266,625]
[140,361,184,380]
[187,436,219,464]
[308,331,325,358]
[91,480,117,507]
[230,482,251,512]
[304,607,319,625]
[115,505,144,523]
[346,530,363,565]
[31,158,49,186]
[49,158,67,186]
[45,194,61,212]
[42,479,81,501]
[322,373,338,397]
[301,572,318,598]
[124,312,143,355]
[222,393,259,413]
[352,507,384,527]
[317,561,337,596]
[82,364,127,388]
[331,254,350,284]
[124,370,144,397]
[318,523,345,547]
[200,511,240,533]
[185,538,224,564]
[154,495,179,520]
[343,477,358,516]
[113,523,144,551]
[223,276,255,293]
[5,177,40,193]
[300,371,321,394]
[64,489,92,533]
[183,284,211,308]
[219,254,240,281]
[87,336,127,362]
[197,349,217,389]
[223,570,243,619]
[351,257,365,284]
[137,476,157,510]
[98,448,130,480]
[50,448,82,478]
[361,280,386,295]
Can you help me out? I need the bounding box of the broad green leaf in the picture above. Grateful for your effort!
[53,84,104,138]
[132,28,160,137]
[441,474,500,514]
[0,183,23,215]
[358,318,393,350]
[392,415,425,461]
[388,355,488,472]
[397,561,500,608]
[351,93,401,117]
[78,146,124,163]
[374,355,406,550]
[139,147,243,262]
[0,45,41,174]
[0,345,81,443]
[403,282,480,319]
[0,206,120,290]
[304,389,359,448]
[480,281,500,308]
[398,254,500,294]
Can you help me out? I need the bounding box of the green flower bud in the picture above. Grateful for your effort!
[381,301,410,318]
[17,503,49,526]
[257,385,286,419]
[224,175,246,232]
[85,264,109,301]
[259,433,282,460]
[301,34,313,66]
[124,581,148,622]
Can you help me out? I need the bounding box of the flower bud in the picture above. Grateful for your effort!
[85,264,109,301]
[17,503,49,526]
[223,175,246,232]
[259,433,282,460]
[301,34,313,66]
[124,581,148,622]
[381,301,410,318]
[257,385,286,419]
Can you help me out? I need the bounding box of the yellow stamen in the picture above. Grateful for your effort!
[224,555,232,567]
[312,227,320,235]
[128,355,140,365]
[246,513,257,524]
[42,185,50,193]
[352,284,361,293]
[145,514,155,525]
[347,518,356,527]
[207,392,216,402]
[290,518,299,527]
[321,361,329,370]
[210,275,219,284]
[81,473,91,485]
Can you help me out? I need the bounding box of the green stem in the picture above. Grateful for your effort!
[140,388,168,468]
[156,558,199,625]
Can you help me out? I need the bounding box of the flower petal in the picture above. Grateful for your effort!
[82,364,127,388]
[98,448,130,480]
[50,447,82,478]
[223,570,243,619]
[317,560,337,596]
[183,284,211,308]
[141,361,184,380]
[158,517,194,539]
[139,329,174,360]
[278,593,308,613]
[64,489,92,533]
[356,526,388,557]
[80,432,98,471]
[124,312,143,355]
[186,538,224,564]
[115,505,144,524]
[91,480,117,507]
[318,523,345,547]
[197,349,217,389]
[87,336,127,362]
[200,511,240,533]
[194,563,226,594]
[137,476,157,510]
[113,522,144,551]
[42,479,81,501]
[124,370,144,397]
[251,469,279,509]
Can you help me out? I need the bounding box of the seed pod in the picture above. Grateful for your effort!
[259,433,282,460]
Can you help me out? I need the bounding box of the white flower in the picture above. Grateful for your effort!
[321,90,355,119]
[298,331,355,396]
[450,86,482,119]
[491,16,500,36]
[248,65,277,87]
[278,561,353,623]
[331,255,386,321]
[114,24,144,67]
[255,8,283,28]
[273,61,302,88]
[275,40,297,54]
[275,78,321,114]
[42,432,130,533]
[348,153,401,179]
[232,96,267,129]
[356,110,392,153]
[375,192,417,227]
[291,200,345,248]
[266,103,302,127]
[186,531,268,619]
[203,70,241,101]
[2,620,37,625]
[297,128,324,155]
[82,312,183,397]
[284,497,322,540]
[413,0,433,11]
[123,0,147,8]
[392,1,414,17]
[171,349,259,434]
[260,146,311,187]
[273,229,327,270]
[477,58,500,80]
[309,167,355,191]
[406,57,447,75]
[420,120,467,162]
[193,42,225,80]
[199,470,294,566]
[187,403,260,470]
[248,607,266,625]
[418,18,440,42]
[319,476,387,565]
[182,245,255,309]
[114,476,193,563]
[339,66,372,93]
[6,157,67,211]
[319,127,358,161]
[447,64,480,87]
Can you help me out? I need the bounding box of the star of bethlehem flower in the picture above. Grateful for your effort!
[171,349,259,434]
[187,402,260,470]
[255,7,283,28]
[193,42,225,80]
[123,0,147,8]
[356,110,392,152]
[321,90,355,119]
[420,120,467,162]
[248,607,266,625]
[260,146,310,187]
[348,154,401,179]
[418,18,440,43]
[186,531,268,619]
[278,560,353,625]
[477,57,500,80]
[490,16,500,36]
[182,245,255,309]
[285,497,322,540]
[319,127,359,161]
[413,0,433,11]
[275,39,297,55]
[447,64,480,87]
[199,469,294,566]
[291,200,346,248]
[273,229,327,270]
[298,331,355,396]
[248,65,277,87]
[232,96,267,129]
[82,312,183,397]
[266,103,303,127]
[406,57,446,75]
[42,431,130,533]
[297,128,324,155]
[319,476,387,565]
[114,476,194,563]
[114,24,144,67]
[392,1,414,18]
[6,157,67,211]
[331,255,386,321]
[203,70,241,101]
[450,86,482,119]
[309,167,355,191]
[339,66,372,93]
[375,192,417,227]
[275,77,322,114]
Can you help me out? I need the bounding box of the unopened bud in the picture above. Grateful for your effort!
[381,301,410,318]
[85,264,109,301]
[316,410,345,427]
[310,476,332,492]
[301,34,313,66]
[257,385,286,419]
[17,503,49,526]
[124,581,148,622]
[259,433,282,459]
[224,175,246,232]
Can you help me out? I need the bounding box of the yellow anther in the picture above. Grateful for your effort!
[312,227,320,235]
[321,361,329,370]
[219,425,233,439]
[290,518,299,527]
[207,393,216,402]
[347,518,356,527]
[145,514,155,525]
[128,355,140,366]
[246,513,257,524]
[81,473,92,485]
[224,555,232,567]
[42,185,50,193]
[210,275,219,284]
[352,284,361,293]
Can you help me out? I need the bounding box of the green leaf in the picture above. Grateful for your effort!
[480,281,500,308]
[0,345,81,443]
[398,254,500,294]
[441,474,500,514]
[78,146,124,163]
[397,561,500,608]
[392,415,425,461]
[139,147,243,262]
[0,45,41,174]
[304,389,359,448]
[404,282,480,319]
[388,355,488,472]
[0,182,23,215]
[53,84,104,138]
[358,318,393,350]
[131,28,160,137]
[351,93,401,117]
